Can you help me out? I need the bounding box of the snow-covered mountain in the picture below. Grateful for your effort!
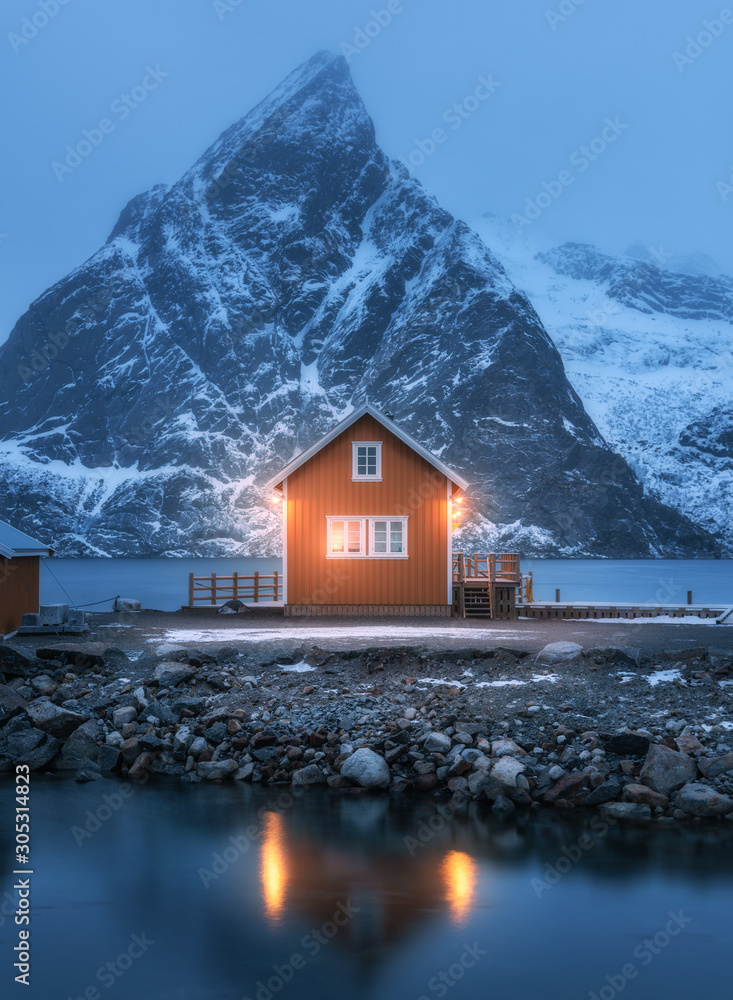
[473,215,733,555]
[0,52,719,558]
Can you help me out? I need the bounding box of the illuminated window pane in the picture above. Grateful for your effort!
[331,521,344,553]
[347,521,362,553]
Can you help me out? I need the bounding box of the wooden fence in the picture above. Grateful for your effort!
[452,552,521,584]
[188,571,280,607]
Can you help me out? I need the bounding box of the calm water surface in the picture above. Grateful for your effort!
[38,558,733,611]
[0,780,730,999]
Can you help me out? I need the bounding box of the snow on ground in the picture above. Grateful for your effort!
[648,669,685,686]
[474,673,559,688]
[581,615,731,625]
[279,660,315,673]
[152,626,523,644]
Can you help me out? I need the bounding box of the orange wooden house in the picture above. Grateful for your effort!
[0,519,54,637]
[264,404,468,616]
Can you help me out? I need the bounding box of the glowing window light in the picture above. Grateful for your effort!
[442,850,477,925]
[260,812,288,926]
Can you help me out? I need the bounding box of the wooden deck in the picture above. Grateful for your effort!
[452,552,523,619]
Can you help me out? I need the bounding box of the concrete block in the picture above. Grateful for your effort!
[39,604,69,626]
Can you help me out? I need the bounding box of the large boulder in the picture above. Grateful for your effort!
[57,720,101,769]
[675,783,733,818]
[698,752,733,779]
[340,748,391,789]
[291,763,327,786]
[35,643,108,669]
[26,699,89,740]
[622,784,668,809]
[586,646,642,667]
[490,756,526,790]
[112,706,138,728]
[535,642,583,666]
[0,644,37,679]
[0,683,29,723]
[639,744,697,796]
[153,661,196,687]
[197,759,238,780]
[1,725,60,770]
[423,732,452,754]
[599,802,652,822]
[491,738,526,758]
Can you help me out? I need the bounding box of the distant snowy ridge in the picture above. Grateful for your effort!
[473,218,733,554]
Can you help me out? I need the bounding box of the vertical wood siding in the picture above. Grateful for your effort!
[0,556,40,634]
[286,415,449,606]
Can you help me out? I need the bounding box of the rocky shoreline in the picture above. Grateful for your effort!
[1,638,733,823]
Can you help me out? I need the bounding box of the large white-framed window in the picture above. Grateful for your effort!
[325,516,408,558]
[368,517,408,557]
[352,441,382,481]
[326,517,365,557]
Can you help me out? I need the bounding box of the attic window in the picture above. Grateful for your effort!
[352,442,382,481]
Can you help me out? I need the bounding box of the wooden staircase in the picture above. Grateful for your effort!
[452,552,521,619]
[463,585,492,617]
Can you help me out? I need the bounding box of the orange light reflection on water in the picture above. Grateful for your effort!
[442,850,477,925]
[260,812,288,926]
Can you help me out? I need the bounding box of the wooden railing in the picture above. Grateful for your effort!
[452,552,521,585]
[188,571,281,606]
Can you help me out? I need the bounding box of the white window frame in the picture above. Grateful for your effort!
[367,517,408,558]
[352,441,383,481]
[326,517,365,558]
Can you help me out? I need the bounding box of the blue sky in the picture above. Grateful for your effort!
[0,0,731,343]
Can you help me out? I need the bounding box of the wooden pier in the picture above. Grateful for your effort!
[517,602,729,621]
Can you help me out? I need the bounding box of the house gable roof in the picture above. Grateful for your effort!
[0,519,54,559]
[264,404,469,491]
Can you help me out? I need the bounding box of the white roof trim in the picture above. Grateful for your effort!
[264,404,469,491]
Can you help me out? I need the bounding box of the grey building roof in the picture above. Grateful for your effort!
[0,519,54,559]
